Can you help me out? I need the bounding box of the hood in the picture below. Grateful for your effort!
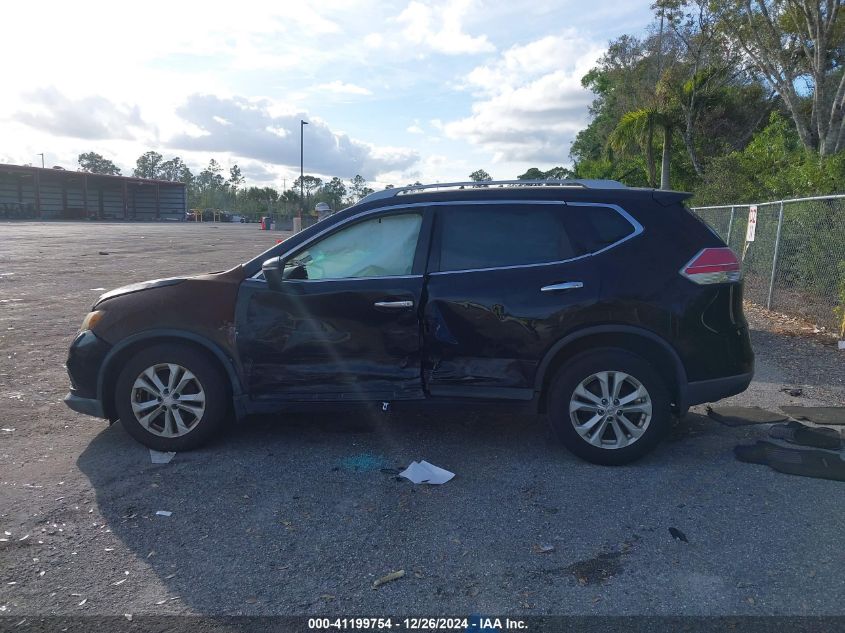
[93,277,186,308]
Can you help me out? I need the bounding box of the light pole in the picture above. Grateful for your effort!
[298,119,308,233]
[37,153,45,168]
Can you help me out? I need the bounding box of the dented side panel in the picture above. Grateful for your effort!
[235,278,425,400]
[423,261,601,395]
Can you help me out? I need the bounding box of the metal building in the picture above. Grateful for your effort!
[0,164,187,221]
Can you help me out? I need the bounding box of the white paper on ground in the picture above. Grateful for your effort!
[399,460,454,485]
[155,510,172,517]
[149,450,176,464]
[838,340,845,350]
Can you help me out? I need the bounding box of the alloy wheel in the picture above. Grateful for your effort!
[130,363,206,438]
[569,371,652,450]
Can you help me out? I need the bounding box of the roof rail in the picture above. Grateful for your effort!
[359,178,628,204]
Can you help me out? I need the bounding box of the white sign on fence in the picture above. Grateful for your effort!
[745,206,757,242]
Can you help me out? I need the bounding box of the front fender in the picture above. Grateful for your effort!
[96,329,247,418]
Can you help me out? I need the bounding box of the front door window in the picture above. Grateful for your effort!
[285,213,422,280]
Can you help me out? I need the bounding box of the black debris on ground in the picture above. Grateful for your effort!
[706,406,788,426]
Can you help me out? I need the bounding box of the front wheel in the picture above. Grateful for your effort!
[114,343,229,451]
[548,348,671,465]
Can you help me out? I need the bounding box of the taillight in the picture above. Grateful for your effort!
[680,247,741,284]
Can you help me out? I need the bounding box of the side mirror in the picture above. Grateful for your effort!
[262,256,284,291]
[262,257,309,290]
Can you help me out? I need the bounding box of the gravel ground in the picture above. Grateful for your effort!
[0,221,844,618]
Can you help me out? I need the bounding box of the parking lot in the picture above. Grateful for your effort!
[1,221,844,617]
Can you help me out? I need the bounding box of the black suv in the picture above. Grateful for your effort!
[64,180,753,464]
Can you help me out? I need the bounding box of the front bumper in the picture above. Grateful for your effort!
[65,329,111,418]
[64,391,105,418]
[686,371,754,406]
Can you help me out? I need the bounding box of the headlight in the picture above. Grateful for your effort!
[80,310,104,332]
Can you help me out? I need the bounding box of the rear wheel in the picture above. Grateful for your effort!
[548,348,671,465]
[114,344,229,451]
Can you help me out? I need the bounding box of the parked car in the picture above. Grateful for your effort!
[64,180,753,464]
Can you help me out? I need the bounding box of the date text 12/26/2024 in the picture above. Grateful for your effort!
[307,618,529,630]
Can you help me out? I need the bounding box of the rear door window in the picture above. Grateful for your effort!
[435,203,635,272]
[437,204,580,272]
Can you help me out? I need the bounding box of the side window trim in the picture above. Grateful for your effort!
[430,201,642,276]
[566,202,642,256]
[251,200,641,280]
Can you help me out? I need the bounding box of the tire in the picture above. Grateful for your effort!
[114,343,229,451]
[548,348,671,465]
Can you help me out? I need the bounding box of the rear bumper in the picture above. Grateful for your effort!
[64,391,105,418]
[686,371,753,407]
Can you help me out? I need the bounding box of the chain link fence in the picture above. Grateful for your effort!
[690,195,845,334]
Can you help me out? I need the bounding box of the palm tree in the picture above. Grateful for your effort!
[608,109,658,187]
[608,107,674,190]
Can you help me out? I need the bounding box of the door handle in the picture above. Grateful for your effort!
[541,281,584,292]
[374,300,414,309]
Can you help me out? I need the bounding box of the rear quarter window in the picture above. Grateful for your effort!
[573,204,637,250]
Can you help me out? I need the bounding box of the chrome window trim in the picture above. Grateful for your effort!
[251,200,642,281]
[281,274,424,284]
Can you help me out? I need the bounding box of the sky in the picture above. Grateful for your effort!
[0,0,654,190]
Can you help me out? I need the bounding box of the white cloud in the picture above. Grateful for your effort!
[315,81,373,96]
[444,31,604,163]
[407,119,424,134]
[395,0,494,55]
[363,33,384,47]
[168,94,418,179]
[12,88,150,141]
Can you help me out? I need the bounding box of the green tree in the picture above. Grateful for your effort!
[77,152,121,175]
[293,175,323,198]
[322,177,347,210]
[159,157,193,185]
[194,159,227,209]
[695,111,845,204]
[572,3,772,191]
[348,175,374,202]
[133,151,164,179]
[609,107,676,188]
[714,0,845,156]
[469,169,492,182]
[571,34,667,186]
[517,166,575,180]
[228,164,244,191]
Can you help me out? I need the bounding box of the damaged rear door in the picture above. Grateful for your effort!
[423,201,601,400]
[236,209,432,403]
